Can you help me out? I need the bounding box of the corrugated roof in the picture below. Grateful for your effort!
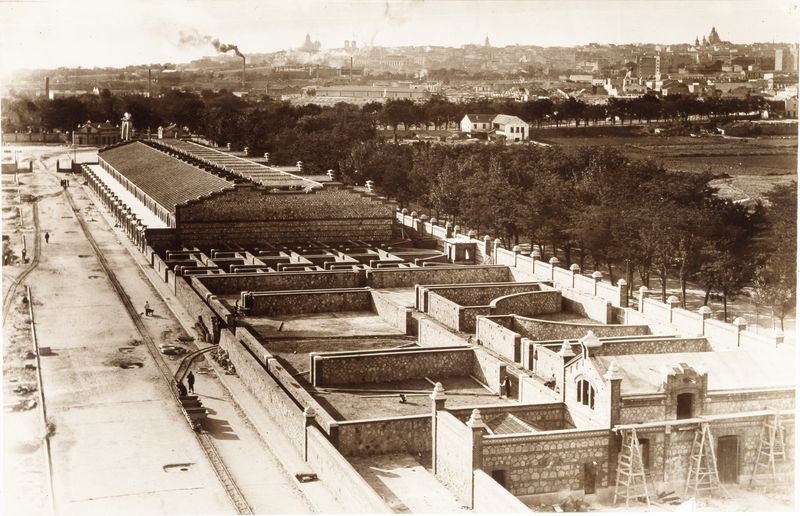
[593,348,795,396]
[100,141,234,213]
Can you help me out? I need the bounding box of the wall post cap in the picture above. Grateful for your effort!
[603,360,623,381]
[638,286,649,294]
[531,248,542,259]
[579,330,602,348]
[419,214,429,221]
[591,271,603,280]
[430,382,447,400]
[445,221,453,228]
[430,217,438,224]
[493,238,503,247]
[732,317,747,329]
[467,230,478,238]
[617,278,627,287]
[410,211,418,218]
[569,264,581,272]
[466,408,487,429]
[453,225,461,232]
[666,295,680,305]
[558,340,575,357]
[512,245,522,253]
[549,256,560,265]
[401,208,409,214]
[483,235,492,241]
[698,306,713,315]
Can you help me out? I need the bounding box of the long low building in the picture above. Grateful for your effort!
[85,139,398,252]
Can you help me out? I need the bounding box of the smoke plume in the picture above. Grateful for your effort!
[178,30,244,58]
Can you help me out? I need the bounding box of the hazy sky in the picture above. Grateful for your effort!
[1,0,798,72]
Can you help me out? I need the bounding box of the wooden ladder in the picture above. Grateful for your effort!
[685,422,725,497]
[614,428,651,507]
[750,412,786,485]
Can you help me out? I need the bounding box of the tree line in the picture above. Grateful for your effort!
[338,142,795,326]
[2,90,780,172]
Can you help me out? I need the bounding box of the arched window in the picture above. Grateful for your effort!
[576,379,596,409]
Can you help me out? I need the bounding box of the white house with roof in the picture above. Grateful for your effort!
[492,114,529,141]
[460,114,495,134]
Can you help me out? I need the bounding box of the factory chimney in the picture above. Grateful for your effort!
[147,69,152,98]
[45,77,50,99]
[241,54,246,90]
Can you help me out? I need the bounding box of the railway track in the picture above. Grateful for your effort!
[3,201,41,327]
[62,187,253,515]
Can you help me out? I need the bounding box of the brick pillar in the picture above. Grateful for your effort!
[698,306,712,335]
[591,270,603,295]
[638,286,649,312]
[733,317,747,347]
[303,407,316,461]
[617,279,628,307]
[445,221,453,239]
[569,264,580,288]
[466,409,488,509]
[430,383,447,475]
[483,235,493,263]
[604,361,623,486]
[549,257,559,282]
[666,295,680,323]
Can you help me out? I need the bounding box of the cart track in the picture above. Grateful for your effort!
[62,187,253,515]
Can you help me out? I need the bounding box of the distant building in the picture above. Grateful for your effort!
[313,85,430,101]
[775,48,784,71]
[73,121,119,146]
[492,114,529,141]
[460,114,495,134]
[786,97,798,119]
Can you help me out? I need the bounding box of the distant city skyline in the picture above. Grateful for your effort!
[1,0,798,73]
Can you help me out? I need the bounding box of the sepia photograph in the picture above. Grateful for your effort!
[0,0,797,514]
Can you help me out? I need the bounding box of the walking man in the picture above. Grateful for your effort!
[44,232,50,244]
[175,379,187,397]
[144,301,153,317]
[187,371,195,394]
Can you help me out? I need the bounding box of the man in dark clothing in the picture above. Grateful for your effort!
[175,379,187,397]
[187,371,195,394]
[44,232,50,244]
[503,375,512,398]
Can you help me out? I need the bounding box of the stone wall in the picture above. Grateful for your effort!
[305,426,393,513]
[473,469,532,513]
[196,270,365,295]
[449,403,568,431]
[511,316,650,342]
[705,389,795,414]
[174,276,219,341]
[426,292,466,332]
[418,317,472,348]
[481,429,611,496]
[176,184,397,246]
[312,347,475,386]
[670,308,705,336]
[476,316,520,363]
[337,415,431,457]
[367,265,511,289]
[144,227,178,253]
[591,337,710,356]
[473,348,504,393]
[219,329,307,448]
[560,288,611,323]
[370,290,412,334]
[491,290,562,318]
[246,288,372,315]
[435,410,475,504]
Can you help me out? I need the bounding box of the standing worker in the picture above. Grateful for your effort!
[187,371,195,394]
[44,232,50,244]
[503,374,512,399]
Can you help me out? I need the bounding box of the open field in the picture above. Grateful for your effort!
[540,134,797,202]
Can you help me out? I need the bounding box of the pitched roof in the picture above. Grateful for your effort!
[99,141,234,213]
[592,348,795,396]
[492,114,528,126]
[463,114,496,123]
